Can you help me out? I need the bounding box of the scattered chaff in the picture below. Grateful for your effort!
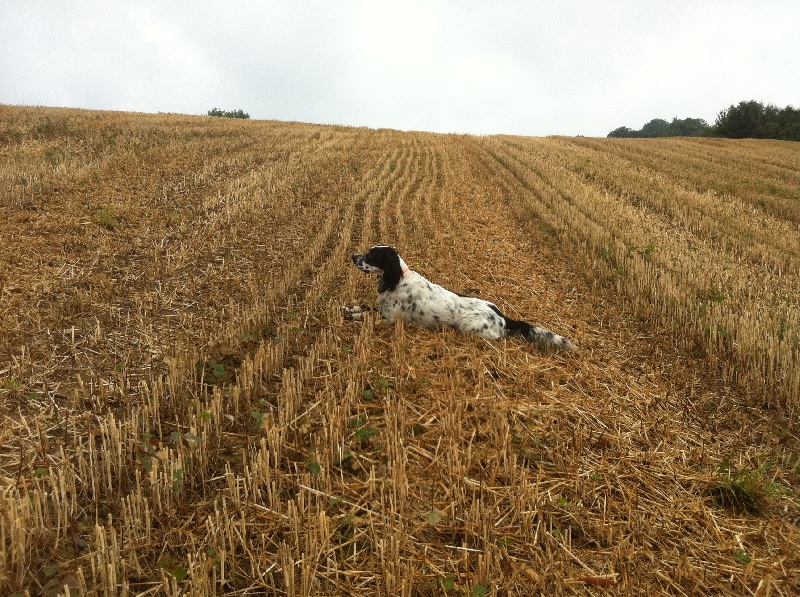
[1,106,798,595]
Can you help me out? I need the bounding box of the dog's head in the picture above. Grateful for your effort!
[351,245,399,273]
[351,245,407,292]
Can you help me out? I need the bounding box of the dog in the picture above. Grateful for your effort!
[346,245,575,351]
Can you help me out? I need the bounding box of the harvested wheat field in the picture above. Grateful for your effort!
[1,106,799,595]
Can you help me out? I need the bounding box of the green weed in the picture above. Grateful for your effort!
[706,455,791,514]
[95,208,120,231]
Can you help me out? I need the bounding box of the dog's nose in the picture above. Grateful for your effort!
[351,254,361,264]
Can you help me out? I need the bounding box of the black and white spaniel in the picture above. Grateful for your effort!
[346,245,575,351]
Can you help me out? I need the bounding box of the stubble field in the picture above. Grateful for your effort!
[1,106,799,595]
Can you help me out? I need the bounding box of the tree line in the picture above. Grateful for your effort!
[207,107,250,119]
[608,100,800,141]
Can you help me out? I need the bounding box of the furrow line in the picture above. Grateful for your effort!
[481,137,799,409]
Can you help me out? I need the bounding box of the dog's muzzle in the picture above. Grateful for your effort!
[351,254,370,273]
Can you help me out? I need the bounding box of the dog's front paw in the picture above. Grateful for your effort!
[343,305,372,321]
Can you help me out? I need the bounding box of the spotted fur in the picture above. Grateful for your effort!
[348,246,575,352]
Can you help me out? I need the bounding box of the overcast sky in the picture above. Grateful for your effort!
[2,1,798,136]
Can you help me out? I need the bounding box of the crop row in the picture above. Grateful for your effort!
[473,135,799,409]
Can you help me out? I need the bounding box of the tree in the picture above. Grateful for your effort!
[776,106,800,141]
[608,100,799,141]
[639,119,670,138]
[713,100,766,138]
[714,101,758,138]
[607,117,710,138]
[666,117,710,137]
[712,100,800,140]
[608,126,636,138]
[207,108,250,119]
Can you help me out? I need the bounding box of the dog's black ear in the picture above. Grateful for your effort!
[368,246,403,292]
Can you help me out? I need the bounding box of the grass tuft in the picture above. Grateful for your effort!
[706,455,791,515]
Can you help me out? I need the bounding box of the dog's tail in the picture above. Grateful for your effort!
[505,318,576,352]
